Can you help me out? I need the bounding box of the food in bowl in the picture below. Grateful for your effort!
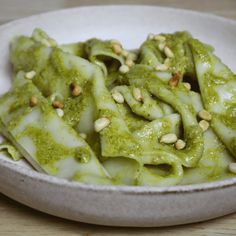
[0,29,235,186]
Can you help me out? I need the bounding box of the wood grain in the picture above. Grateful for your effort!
[0,0,236,235]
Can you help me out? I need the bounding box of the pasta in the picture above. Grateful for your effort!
[0,28,235,186]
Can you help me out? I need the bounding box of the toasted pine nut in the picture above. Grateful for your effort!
[29,96,38,107]
[112,43,122,54]
[169,72,181,87]
[70,83,82,97]
[175,139,186,150]
[52,100,64,109]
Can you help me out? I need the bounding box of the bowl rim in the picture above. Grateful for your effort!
[2,157,236,194]
[0,5,236,195]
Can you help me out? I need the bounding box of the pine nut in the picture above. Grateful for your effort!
[169,72,181,87]
[94,117,111,132]
[132,88,143,102]
[175,139,186,150]
[111,91,124,104]
[199,120,209,132]
[183,82,191,91]
[52,100,64,109]
[29,96,38,107]
[198,109,212,121]
[119,65,130,74]
[160,133,178,144]
[25,71,36,79]
[164,46,174,58]
[56,108,64,117]
[70,83,82,97]
[112,43,122,54]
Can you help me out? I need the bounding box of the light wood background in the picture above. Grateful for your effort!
[0,0,236,235]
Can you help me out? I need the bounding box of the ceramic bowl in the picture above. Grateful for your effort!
[0,6,236,227]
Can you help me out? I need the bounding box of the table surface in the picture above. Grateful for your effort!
[0,0,236,235]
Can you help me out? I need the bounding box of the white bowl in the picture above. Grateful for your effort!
[0,6,236,227]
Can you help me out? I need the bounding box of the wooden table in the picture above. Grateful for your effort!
[0,0,236,235]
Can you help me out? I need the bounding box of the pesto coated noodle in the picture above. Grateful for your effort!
[0,29,235,186]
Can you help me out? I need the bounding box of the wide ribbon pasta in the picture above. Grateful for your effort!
[0,29,235,186]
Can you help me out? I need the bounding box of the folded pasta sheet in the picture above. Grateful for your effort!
[0,72,110,184]
[189,39,236,158]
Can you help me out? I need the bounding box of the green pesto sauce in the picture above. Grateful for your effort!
[7,83,47,130]
[216,113,236,130]
[19,126,74,167]
[75,146,91,163]
[139,31,193,76]
[86,38,114,55]
[32,28,56,46]
[51,49,88,86]
[189,39,212,65]
[125,65,155,86]
[231,138,236,152]
[160,118,173,135]
[184,125,203,155]
[101,127,141,158]
[193,143,234,182]
[137,118,174,146]
[63,82,92,127]
[164,31,192,75]
[63,96,83,127]
[106,71,120,89]
[202,73,220,105]
[7,29,236,186]
[71,172,116,185]
[223,102,236,127]
[160,125,204,168]
[60,42,87,58]
[117,103,148,132]
[139,40,164,65]
[86,132,102,159]
[24,46,90,98]
[11,36,50,74]
[85,38,123,70]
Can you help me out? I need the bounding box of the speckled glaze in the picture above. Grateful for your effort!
[0,6,236,227]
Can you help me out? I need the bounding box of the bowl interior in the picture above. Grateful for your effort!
[0,5,236,192]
